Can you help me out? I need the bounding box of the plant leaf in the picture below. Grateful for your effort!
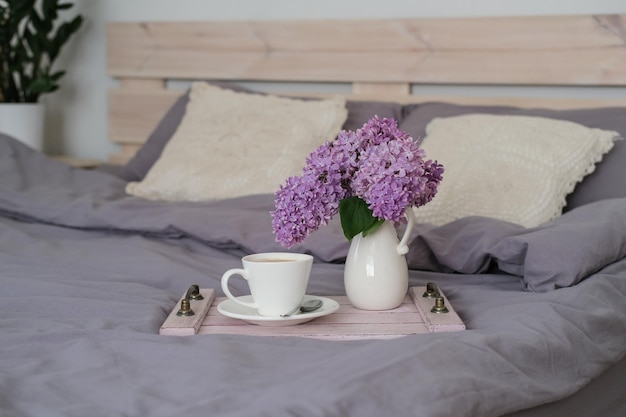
[339,196,380,241]
[1,0,83,102]
[362,218,385,237]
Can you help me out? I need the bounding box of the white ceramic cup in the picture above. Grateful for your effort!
[221,252,314,317]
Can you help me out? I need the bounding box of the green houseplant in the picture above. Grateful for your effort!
[0,0,83,103]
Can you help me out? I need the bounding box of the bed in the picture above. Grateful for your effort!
[2,13,626,417]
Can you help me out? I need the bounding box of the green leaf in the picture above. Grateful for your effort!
[50,70,65,81]
[339,196,381,241]
[57,2,74,11]
[48,15,83,62]
[362,218,384,237]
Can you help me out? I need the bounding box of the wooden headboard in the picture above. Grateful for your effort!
[106,14,626,164]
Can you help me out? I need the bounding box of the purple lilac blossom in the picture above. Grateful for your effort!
[413,159,445,207]
[272,116,444,247]
[352,136,428,224]
[271,173,348,247]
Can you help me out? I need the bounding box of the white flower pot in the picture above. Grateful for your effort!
[0,103,45,151]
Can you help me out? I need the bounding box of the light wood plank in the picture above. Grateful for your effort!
[196,323,430,339]
[49,155,103,169]
[108,89,180,145]
[409,287,466,333]
[107,15,626,85]
[159,289,215,336]
[348,94,626,108]
[108,144,141,165]
[353,82,410,96]
[159,287,465,340]
[119,78,166,90]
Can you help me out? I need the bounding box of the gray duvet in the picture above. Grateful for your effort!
[1,136,626,417]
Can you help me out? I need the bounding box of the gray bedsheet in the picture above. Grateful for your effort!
[1,136,626,417]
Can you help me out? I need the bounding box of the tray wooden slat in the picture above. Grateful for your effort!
[159,286,465,340]
[159,289,215,336]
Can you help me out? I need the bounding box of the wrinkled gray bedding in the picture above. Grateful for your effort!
[1,136,626,417]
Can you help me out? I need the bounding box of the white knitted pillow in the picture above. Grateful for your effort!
[126,82,348,201]
[413,114,619,227]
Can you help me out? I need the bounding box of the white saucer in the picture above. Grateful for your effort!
[217,295,339,327]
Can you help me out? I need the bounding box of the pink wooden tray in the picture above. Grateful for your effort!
[159,286,465,340]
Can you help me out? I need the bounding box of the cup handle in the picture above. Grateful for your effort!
[221,268,258,309]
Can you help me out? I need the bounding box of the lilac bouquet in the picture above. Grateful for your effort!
[271,116,444,248]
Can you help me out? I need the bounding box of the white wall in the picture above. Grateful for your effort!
[47,0,626,161]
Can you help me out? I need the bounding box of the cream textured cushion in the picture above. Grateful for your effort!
[126,82,348,201]
[413,114,620,227]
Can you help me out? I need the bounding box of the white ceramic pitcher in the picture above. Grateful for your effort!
[343,208,415,310]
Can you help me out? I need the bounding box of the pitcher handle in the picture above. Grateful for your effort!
[397,207,415,255]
